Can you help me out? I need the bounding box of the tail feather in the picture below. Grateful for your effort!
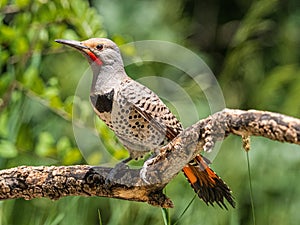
[182,155,235,209]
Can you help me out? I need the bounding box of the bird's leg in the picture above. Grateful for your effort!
[105,157,132,185]
[120,157,132,164]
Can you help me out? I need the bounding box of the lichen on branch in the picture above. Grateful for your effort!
[0,109,299,207]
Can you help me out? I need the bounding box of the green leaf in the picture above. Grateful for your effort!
[0,0,8,8]
[15,0,30,8]
[16,123,34,152]
[22,66,45,94]
[12,37,29,55]
[0,25,16,41]
[62,148,82,165]
[35,132,56,157]
[57,136,70,153]
[0,140,18,158]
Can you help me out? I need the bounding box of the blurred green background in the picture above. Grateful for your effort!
[1,0,300,224]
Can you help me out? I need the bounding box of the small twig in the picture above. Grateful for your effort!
[1,5,20,14]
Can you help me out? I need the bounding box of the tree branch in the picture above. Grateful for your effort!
[0,165,173,208]
[0,109,299,207]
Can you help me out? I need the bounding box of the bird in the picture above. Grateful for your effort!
[55,38,235,209]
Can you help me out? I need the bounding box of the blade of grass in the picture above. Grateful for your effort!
[173,193,197,225]
[98,209,103,225]
[161,207,170,225]
[246,152,256,225]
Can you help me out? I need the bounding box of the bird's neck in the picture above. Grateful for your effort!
[90,63,127,94]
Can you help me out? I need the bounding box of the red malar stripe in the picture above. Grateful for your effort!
[87,51,103,65]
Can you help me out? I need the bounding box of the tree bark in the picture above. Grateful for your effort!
[0,109,299,207]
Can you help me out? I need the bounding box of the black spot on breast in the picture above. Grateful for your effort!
[90,89,114,113]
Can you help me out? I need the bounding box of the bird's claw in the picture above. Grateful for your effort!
[105,161,130,185]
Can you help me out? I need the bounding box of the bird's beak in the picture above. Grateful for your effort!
[55,39,103,66]
[55,39,89,52]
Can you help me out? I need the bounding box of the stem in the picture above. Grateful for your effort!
[246,152,256,225]
[173,193,197,225]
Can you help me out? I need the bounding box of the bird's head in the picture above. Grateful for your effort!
[55,38,123,67]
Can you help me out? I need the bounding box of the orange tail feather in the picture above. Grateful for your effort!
[182,155,235,209]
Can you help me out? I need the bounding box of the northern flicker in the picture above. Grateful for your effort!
[55,38,235,208]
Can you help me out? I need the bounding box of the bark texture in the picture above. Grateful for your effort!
[0,109,299,207]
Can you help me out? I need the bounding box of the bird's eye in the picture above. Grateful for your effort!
[96,44,104,50]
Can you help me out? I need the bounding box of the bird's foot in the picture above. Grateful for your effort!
[105,158,131,185]
[202,122,216,152]
[140,158,154,184]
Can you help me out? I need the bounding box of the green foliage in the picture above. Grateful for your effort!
[0,0,106,167]
[0,0,300,224]
[220,0,300,114]
[0,140,18,158]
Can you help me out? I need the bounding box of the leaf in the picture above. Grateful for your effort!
[0,25,16,41]
[62,148,82,165]
[22,65,45,94]
[12,37,29,55]
[0,140,18,158]
[15,0,30,8]
[35,132,56,157]
[16,123,34,152]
